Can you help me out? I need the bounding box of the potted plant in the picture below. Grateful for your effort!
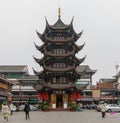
[42,101,49,111]
[43,104,49,111]
[69,102,77,111]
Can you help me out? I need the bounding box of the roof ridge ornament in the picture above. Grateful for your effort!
[58,7,61,19]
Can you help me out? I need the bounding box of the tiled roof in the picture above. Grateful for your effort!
[0,65,28,73]
[76,65,97,74]
[18,75,39,80]
[100,78,117,83]
[49,18,68,29]
[0,77,13,85]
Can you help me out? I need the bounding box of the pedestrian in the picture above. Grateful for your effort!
[77,102,83,112]
[10,103,14,115]
[24,102,30,119]
[100,103,107,118]
[1,102,10,121]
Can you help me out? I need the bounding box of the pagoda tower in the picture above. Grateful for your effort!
[33,9,86,110]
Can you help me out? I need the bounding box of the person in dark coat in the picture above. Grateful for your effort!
[24,102,30,119]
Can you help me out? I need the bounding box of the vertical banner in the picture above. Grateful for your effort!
[63,94,68,108]
[51,94,56,108]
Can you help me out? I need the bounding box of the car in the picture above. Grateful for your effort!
[105,104,120,112]
[30,105,37,111]
[87,104,97,110]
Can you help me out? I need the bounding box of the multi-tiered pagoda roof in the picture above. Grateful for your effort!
[33,10,86,90]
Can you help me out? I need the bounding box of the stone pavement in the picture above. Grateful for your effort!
[0,110,120,123]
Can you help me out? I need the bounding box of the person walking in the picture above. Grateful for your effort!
[24,102,30,119]
[1,102,10,121]
[10,103,14,115]
[101,103,107,118]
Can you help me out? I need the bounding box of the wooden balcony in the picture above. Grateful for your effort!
[44,51,75,57]
[43,83,76,89]
[0,91,11,96]
[45,36,74,43]
[0,91,8,96]
[44,66,75,72]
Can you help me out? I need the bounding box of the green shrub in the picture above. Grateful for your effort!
[43,105,49,111]
[70,102,77,111]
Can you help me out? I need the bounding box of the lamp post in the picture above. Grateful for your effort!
[115,64,119,75]
[19,82,22,105]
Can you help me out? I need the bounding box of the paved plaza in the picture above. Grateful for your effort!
[0,110,120,123]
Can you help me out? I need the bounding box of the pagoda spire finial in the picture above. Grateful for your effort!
[58,7,61,19]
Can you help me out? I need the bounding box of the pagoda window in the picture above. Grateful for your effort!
[60,77,66,84]
[53,48,65,54]
[52,76,67,84]
[53,63,66,68]
[54,36,65,40]
[53,77,56,84]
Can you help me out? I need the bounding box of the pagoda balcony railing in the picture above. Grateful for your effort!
[43,83,76,89]
[44,66,75,72]
[44,50,75,57]
[45,35,74,43]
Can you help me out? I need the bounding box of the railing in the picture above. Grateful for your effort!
[13,95,38,98]
[12,85,35,90]
[0,91,9,96]
[43,83,76,89]
[100,95,118,99]
[44,66,75,72]
[45,36,74,43]
[44,50,75,57]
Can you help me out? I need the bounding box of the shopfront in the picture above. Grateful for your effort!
[51,94,68,109]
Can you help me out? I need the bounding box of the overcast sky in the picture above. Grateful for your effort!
[0,0,120,84]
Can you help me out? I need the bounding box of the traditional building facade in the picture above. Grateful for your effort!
[33,10,88,110]
[96,78,117,103]
[0,65,38,105]
[0,77,12,105]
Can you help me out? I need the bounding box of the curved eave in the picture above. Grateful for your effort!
[32,68,44,77]
[36,31,45,42]
[78,56,86,64]
[74,42,85,52]
[78,31,83,37]
[73,70,85,79]
[74,30,83,42]
[33,56,44,65]
[34,42,45,52]
[68,18,83,41]
[75,56,86,64]
[85,69,97,75]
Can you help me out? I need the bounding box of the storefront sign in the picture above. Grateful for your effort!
[92,90,100,98]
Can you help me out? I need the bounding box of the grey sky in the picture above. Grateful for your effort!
[0,0,120,84]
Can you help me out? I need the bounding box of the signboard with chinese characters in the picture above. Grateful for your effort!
[92,90,100,98]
